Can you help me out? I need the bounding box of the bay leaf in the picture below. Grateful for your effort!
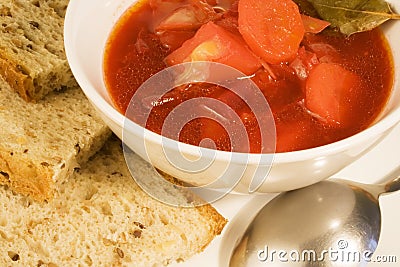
[306,0,400,35]
[292,0,320,17]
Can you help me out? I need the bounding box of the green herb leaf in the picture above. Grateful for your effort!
[293,0,320,17]
[306,0,400,35]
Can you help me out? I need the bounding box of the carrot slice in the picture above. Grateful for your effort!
[305,63,362,127]
[238,0,305,64]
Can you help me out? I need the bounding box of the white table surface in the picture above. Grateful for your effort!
[173,122,400,267]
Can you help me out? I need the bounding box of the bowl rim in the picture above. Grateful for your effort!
[64,0,400,165]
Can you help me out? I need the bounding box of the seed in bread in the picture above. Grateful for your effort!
[0,77,111,201]
[0,0,75,101]
[0,137,227,266]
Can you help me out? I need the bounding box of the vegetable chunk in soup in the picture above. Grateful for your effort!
[103,0,394,153]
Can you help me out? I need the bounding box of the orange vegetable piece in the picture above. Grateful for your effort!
[238,0,305,64]
[301,14,330,34]
[165,21,261,75]
[305,63,362,127]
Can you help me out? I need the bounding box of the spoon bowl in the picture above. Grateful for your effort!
[229,167,400,267]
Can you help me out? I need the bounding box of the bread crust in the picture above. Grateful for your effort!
[0,54,33,101]
[0,0,76,102]
[0,81,112,202]
[0,137,227,266]
[0,151,54,201]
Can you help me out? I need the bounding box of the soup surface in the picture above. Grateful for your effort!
[103,0,393,153]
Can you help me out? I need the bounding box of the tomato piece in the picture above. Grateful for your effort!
[301,14,330,34]
[305,63,362,127]
[238,0,305,64]
[165,21,262,75]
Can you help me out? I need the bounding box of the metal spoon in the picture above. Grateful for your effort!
[229,167,400,267]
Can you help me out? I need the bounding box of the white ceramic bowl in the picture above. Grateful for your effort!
[64,0,400,194]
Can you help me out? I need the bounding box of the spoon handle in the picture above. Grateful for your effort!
[383,166,400,194]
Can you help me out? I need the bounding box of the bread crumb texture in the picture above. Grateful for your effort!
[0,138,227,267]
[0,78,111,201]
[0,0,76,101]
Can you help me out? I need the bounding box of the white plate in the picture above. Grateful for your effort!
[172,122,400,267]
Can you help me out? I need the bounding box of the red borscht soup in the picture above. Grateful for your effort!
[103,0,394,153]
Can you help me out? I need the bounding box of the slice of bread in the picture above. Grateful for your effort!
[0,0,75,101]
[0,137,227,267]
[0,77,111,201]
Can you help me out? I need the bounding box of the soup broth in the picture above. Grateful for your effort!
[103,0,393,153]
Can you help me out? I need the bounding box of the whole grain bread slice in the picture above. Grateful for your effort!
[0,77,111,201]
[0,0,75,101]
[0,137,227,267]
